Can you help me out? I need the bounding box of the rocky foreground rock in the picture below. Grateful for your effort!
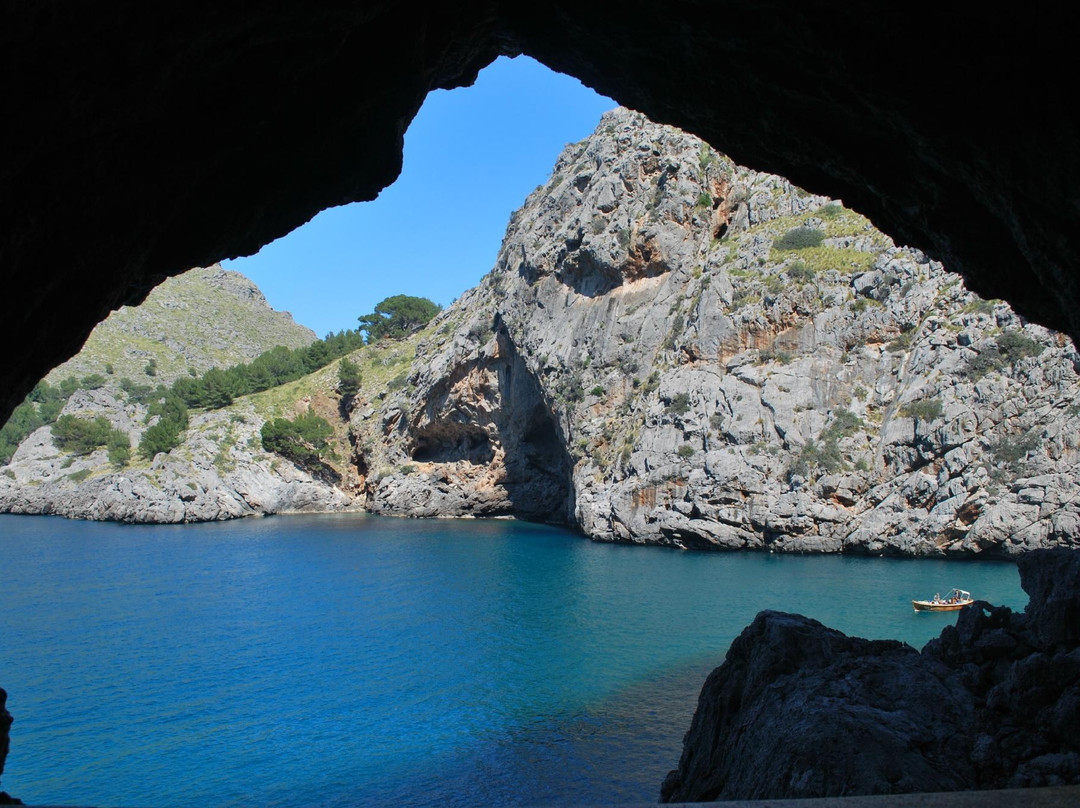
[0,687,18,804]
[659,547,1080,801]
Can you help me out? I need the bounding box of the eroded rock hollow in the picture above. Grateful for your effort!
[366,326,574,523]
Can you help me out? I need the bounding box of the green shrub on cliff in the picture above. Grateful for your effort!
[667,392,692,416]
[358,295,441,341]
[773,227,825,251]
[1,401,43,464]
[51,415,128,457]
[990,431,1040,465]
[261,409,334,471]
[0,379,83,464]
[138,391,189,459]
[900,398,943,422]
[337,357,362,398]
[995,330,1044,363]
[107,432,131,467]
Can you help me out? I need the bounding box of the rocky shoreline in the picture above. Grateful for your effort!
[660,547,1080,800]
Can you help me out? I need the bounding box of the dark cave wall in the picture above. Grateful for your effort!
[2,1,1077,426]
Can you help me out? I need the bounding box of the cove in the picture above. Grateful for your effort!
[0,513,1026,807]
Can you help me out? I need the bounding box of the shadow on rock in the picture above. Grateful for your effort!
[660,547,1080,801]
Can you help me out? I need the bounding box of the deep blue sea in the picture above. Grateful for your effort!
[0,513,1027,807]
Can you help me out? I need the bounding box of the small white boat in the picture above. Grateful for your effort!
[913,588,973,612]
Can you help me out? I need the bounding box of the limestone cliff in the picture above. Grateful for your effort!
[358,108,1080,557]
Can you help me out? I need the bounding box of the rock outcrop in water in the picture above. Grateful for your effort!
[0,687,18,805]
[660,547,1080,800]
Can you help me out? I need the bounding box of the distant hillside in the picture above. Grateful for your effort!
[0,263,376,522]
[47,264,316,385]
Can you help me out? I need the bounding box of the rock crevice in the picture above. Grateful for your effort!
[367,328,574,524]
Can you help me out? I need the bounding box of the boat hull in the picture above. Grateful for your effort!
[912,599,973,612]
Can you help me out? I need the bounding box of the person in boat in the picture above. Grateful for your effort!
[933,592,941,603]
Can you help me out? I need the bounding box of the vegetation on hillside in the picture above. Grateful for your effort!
[0,378,84,464]
[358,295,441,341]
[138,392,189,459]
[260,409,335,472]
[51,415,131,467]
[129,330,365,457]
[773,226,825,251]
[169,329,366,409]
[1,293,436,469]
[337,357,362,398]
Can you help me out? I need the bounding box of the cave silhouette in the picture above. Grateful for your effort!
[3,4,1079,802]
[1,2,1077,426]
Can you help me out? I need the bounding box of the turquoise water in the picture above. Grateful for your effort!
[0,513,1027,806]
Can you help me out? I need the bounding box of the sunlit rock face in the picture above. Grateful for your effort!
[358,108,1079,557]
[367,330,574,523]
[1,2,1076,425]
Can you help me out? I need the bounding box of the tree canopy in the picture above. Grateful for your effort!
[358,295,441,341]
[51,414,128,457]
[137,391,189,459]
[261,409,334,471]
[337,357,361,398]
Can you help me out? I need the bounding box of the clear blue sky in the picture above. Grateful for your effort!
[224,56,615,337]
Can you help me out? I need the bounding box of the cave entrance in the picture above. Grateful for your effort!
[224,56,615,341]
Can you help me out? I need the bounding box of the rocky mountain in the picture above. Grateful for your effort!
[0,264,343,522]
[356,108,1080,557]
[46,263,316,385]
[5,109,1080,557]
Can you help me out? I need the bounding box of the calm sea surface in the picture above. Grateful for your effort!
[0,513,1027,807]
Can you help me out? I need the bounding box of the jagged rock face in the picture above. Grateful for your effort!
[0,688,11,801]
[660,612,977,800]
[371,109,1080,556]
[364,332,573,523]
[1,3,1077,429]
[660,547,1080,800]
